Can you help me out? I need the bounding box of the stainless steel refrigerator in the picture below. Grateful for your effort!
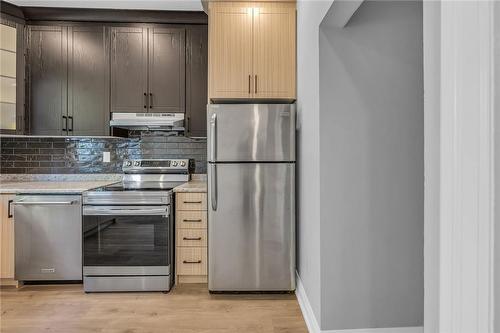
[207,104,295,292]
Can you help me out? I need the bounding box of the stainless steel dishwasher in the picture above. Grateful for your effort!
[13,195,82,281]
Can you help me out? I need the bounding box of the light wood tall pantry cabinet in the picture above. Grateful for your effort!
[0,194,15,282]
[208,1,296,101]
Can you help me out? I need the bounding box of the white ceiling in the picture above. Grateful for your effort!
[7,0,203,11]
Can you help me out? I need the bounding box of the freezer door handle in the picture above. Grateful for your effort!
[211,163,217,211]
[210,113,217,161]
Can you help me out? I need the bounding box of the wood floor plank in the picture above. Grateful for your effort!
[0,284,308,333]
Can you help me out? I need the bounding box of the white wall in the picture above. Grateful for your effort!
[296,0,334,327]
[495,2,500,331]
[318,0,424,330]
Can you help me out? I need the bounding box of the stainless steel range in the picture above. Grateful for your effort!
[82,158,190,292]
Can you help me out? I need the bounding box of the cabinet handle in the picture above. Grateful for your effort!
[248,75,251,94]
[149,93,153,109]
[183,237,202,241]
[183,260,202,264]
[183,201,202,204]
[186,116,191,133]
[62,116,68,132]
[68,116,73,132]
[144,93,147,109]
[183,219,202,222]
[8,200,13,218]
[255,75,258,94]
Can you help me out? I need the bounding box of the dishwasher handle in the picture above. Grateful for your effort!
[13,200,77,206]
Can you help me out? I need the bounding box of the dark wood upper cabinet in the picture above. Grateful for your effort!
[110,27,148,113]
[148,27,185,113]
[186,25,208,137]
[111,26,186,114]
[28,26,67,135]
[28,24,110,136]
[68,26,110,136]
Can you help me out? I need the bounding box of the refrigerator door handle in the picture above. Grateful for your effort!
[211,163,217,211]
[210,113,217,161]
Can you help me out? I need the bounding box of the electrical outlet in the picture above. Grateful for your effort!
[103,151,111,163]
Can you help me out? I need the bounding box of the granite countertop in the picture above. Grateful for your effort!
[173,174,207,193]
[0,180,119,194]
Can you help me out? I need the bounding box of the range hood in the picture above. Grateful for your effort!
[110,113,184,131]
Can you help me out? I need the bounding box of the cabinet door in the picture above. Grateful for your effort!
[110,27,148,113]
[148,27,185,113]
[208,2,253,100]
[68,26,110,136]
[28,26,68,135]
[253,2,296,100]
[0,195,15,279]
[186,25,208,137]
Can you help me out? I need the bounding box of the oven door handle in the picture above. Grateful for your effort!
[83,206,170,216]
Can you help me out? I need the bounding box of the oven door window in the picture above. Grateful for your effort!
[83,214,169,266]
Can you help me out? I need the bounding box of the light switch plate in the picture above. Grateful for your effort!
[103,151,111,163]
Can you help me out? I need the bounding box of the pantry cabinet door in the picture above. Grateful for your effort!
[0,195,15,279]
[208,2,253,100]
[253,2,296,100]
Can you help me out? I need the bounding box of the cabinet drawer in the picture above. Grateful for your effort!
[176,247,207,276]
[177,229,207,247]
[176,193,207,211]
[176,210,207,229]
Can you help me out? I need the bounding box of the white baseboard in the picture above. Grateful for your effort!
[295,272,321,332]
[295,272,423,333]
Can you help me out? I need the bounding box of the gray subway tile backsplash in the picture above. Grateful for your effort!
[0,132,207,174]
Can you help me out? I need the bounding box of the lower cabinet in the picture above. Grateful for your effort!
[175,192,207,284]
[0,194,18,286]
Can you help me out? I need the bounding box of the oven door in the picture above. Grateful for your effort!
[82,205,171,276]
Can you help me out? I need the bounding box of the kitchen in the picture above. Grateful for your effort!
[0,0,302,332]
[1,1,492,333]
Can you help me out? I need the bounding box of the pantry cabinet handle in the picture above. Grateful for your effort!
[144,93,147,109]
[8,200,13,218]
[149,93,153,109]
[255,75,258,94]
[183,219,202,222]
[183,260,202,264]
[183,237,202,241]
[248,75,251,94]
[62,116,67,132]
[183,201,202,204]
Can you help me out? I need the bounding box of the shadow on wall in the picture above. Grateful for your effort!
[317,0,424,330]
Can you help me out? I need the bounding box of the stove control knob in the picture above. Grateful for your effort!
[134,161,140,166]
[172,161,178,167]
[125,161,132,167]
[180,161,186,167]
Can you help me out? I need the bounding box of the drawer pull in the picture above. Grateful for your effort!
[183,219,202,222]
[183,237,202,241]
[183,260,202,264]
[183,201,202,204]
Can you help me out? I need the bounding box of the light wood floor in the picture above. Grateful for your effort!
[0,284,308,333]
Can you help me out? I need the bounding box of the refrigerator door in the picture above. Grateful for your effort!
[207,104,295,162]
[208,163,295,291]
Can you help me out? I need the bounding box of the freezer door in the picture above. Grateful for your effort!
[207,104,295,162]
[208,163,295,291]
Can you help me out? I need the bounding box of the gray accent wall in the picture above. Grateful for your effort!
[296,0,334,326]
[318,0,423,330]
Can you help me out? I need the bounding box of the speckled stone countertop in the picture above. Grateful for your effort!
[0,180,120,194]
[0,174,121,194]
[173,174,207,193]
